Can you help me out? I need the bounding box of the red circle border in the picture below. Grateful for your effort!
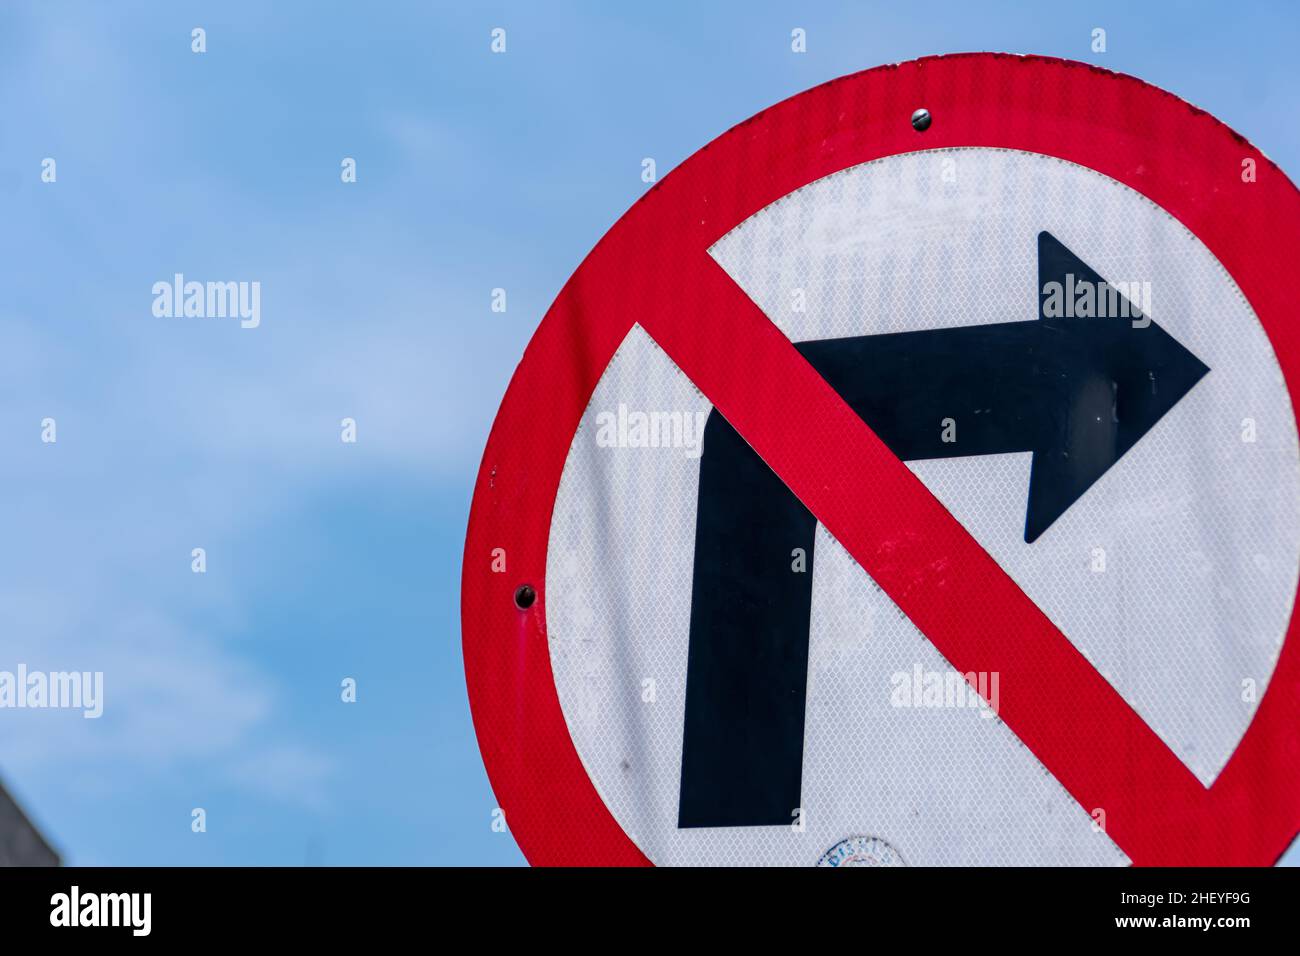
[461,53,1300,867]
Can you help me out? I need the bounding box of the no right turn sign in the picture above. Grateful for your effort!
[463,54,1300,866]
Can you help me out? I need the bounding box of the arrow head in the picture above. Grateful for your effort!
[1024,232,1210,542]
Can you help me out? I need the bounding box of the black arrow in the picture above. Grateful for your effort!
[677,231,1210,829]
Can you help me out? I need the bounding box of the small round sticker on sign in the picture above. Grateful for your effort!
[817,836,907,868]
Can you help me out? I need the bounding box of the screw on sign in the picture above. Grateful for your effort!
[462,54,1300,866]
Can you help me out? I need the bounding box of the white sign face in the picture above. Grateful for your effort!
[544,149,1300,866]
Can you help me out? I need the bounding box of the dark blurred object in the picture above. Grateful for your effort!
[0,780,58,866]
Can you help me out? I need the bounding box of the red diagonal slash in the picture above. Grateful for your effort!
[640,259,1207,864]
[462,54,1300,866]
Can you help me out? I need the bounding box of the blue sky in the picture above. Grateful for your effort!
[0,0,1296,865]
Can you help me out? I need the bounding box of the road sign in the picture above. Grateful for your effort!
[462,53,1300,866]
